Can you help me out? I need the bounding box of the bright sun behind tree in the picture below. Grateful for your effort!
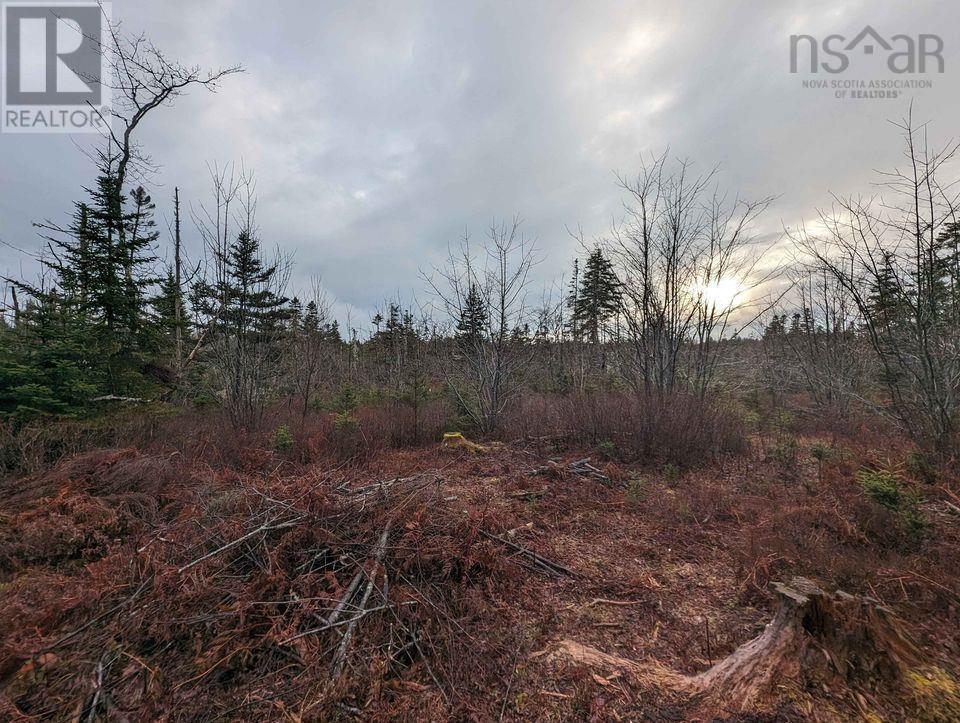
[693,277,744,311]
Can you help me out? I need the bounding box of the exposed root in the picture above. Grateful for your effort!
[544,639,686,689]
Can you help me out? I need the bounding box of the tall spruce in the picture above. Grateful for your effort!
[932,220,960,321]
[14,168,162,397]
[195,226,289,429]
[456,283,487,346]
[217,228,289,339]
[566,258,580,339]
[570,248,620,343]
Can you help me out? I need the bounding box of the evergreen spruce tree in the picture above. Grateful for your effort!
[303,299,320,333]
[0,294,96,419]
[191,226,289,429]
[7,168,163,403]
[571,248,620,343]
[763,313,787,339]
[288,297,303,331]
[218,228,289,339]
[380,303,403,346]
[867,251,910,328]
[324,318,342,344]
[932,221,960,319]
[456,283,487,346]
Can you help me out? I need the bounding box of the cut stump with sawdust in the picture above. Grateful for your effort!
[441,432,486,453]
[545,577,922,716]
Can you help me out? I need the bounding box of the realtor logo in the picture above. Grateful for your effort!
[2,2,112,133]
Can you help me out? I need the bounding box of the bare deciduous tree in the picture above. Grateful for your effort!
[796,111,960,457]
[286,278,338,419]
[607,152,778,397]
[761,267,869,420]
[90,9,242,188]
[426,218,538,434]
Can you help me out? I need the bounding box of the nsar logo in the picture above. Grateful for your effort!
[790,26,944,74]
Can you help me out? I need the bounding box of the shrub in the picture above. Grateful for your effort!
[905,450,937,485]
[271,425,294,453]
[626,477,646,504]
[857,465,925,536]
[501,391,747,466]
[809,441,834,490]
[857,466,908,511]
[810,441,833,464]
[775,409,795,434]
[356,399,451,448]
[333,411,359,433]
[662,462,680,484]
[333,386,360,413]
[316,399,453,463]
[769,437,799,467]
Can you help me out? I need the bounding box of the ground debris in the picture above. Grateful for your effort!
[1,436,956,721]
[533,456,624,489]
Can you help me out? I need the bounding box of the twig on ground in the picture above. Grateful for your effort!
[481,530,576,577]
[177,516,303,573]
[508,488,548,500]
[585,598,643,608]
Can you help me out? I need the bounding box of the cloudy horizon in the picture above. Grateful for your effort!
[1,0,957,332]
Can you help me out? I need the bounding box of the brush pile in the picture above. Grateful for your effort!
[0,448,527,720]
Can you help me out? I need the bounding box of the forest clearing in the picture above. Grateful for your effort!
[2,2,959,720]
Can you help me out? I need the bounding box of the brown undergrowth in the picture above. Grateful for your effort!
[0,422,957,721]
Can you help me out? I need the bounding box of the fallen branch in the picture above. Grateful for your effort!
[325,570,365,627]
[569,458,621,488]
[91,395,150,403]
[481,530,576,578]
[84,655,108,722]
[504,522,534,538]
[179,305,221,376]
[280,602,414,645]
[533,458,624,489]
[585,598,643,608]
[177,517,303,573]
[331,523,392,680]
[508,488,548,500]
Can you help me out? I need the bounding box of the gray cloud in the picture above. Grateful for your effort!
[2,0,957,329]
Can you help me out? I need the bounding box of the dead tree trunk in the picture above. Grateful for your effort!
[173,187,184,372]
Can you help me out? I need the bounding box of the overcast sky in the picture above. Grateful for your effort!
[1,0,957,329]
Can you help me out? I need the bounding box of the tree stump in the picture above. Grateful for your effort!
[547,577,922,716]
[682,577,920,709]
